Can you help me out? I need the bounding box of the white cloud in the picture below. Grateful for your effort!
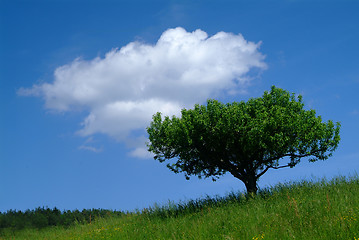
[76,99,181,140]
[129,146,154,159]
[19,27,267,158]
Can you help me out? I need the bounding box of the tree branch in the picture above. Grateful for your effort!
[255,150,324,179]
[263,149,324,164]
[270,163,294,169]
[256,166,270,179]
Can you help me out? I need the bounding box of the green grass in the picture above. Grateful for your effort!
[1,175,358,240]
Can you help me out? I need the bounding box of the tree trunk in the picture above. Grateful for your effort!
[243,174,258,195]
[230,170,258,195]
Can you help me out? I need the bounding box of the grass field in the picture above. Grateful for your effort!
[1,175,358,240]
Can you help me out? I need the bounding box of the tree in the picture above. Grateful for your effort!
[147,86,340,194]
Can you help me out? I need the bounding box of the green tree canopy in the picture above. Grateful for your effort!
[147,86,340,194]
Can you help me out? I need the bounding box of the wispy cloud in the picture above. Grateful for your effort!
[19,27,267,158]
[78,137,103,153]
[78,145,103,153]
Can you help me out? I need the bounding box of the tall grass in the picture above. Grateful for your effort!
[1,175,358,240]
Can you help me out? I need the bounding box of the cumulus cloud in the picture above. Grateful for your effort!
[19,27,267,158]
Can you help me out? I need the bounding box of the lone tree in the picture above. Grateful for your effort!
[147,86,340,194]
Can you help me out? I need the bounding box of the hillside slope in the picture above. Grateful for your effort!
[1,176,358,240]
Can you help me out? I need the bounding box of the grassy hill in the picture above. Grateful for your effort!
[1,175,358,240]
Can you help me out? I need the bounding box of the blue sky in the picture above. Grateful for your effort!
[1,0,358,213]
